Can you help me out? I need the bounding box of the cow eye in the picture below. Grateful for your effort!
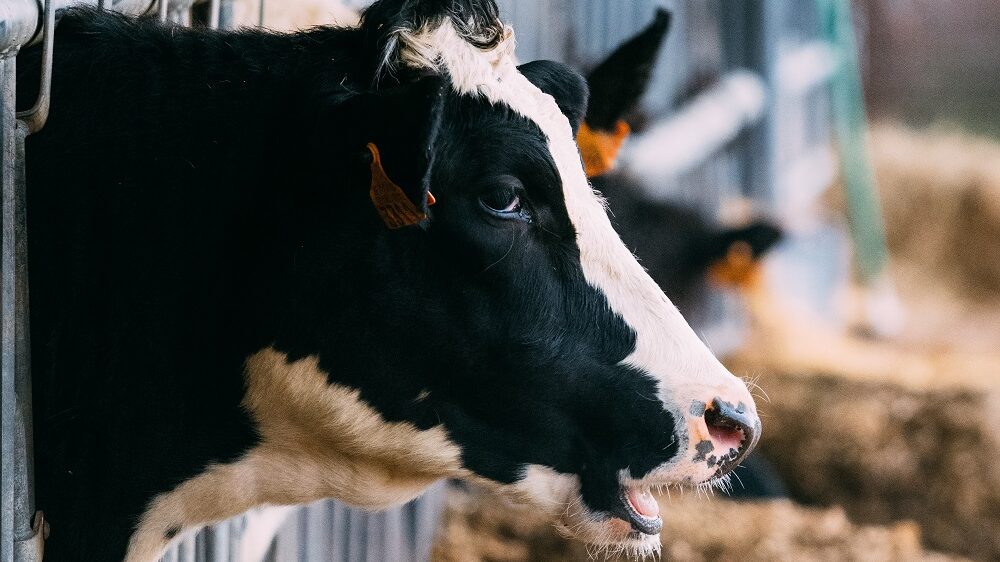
[480,181,530,222]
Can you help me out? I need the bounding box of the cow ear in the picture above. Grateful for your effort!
[713,222,784,260]
[358,75,447,227]
[518,60,589,134]
[585,8,671,132]
[705,221,783,287]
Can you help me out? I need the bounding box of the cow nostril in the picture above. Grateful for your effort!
[703,398,760,476]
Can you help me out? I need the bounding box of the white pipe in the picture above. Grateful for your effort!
[622,70,767,188]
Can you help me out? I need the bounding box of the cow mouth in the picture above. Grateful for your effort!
[613,486,662,536]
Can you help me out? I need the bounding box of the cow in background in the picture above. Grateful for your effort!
[577,9,783,317]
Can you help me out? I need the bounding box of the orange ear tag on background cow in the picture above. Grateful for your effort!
[367,142,429,229]
[576,120,631,178]
[708,241,762,289]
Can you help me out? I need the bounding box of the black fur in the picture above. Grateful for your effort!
[584,8,670,131]
[520,60,589,134]
[19,4,686,560]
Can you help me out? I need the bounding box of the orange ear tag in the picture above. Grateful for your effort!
[708,241,762,289]
[576,120,631,178]
[367,143,428,229]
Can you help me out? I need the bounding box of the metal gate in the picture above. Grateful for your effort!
[2,1,850,561]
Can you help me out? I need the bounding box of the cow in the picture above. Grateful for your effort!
[18,1,761,560]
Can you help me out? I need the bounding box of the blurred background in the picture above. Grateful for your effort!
[4,0,997,561]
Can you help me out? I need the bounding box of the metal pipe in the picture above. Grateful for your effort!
[217,0,235,30]
[0,1,39,56]
[207,0,220,29]
[0,0,220,53]
[622,70,767,190]
[2,53,42,562]
[0,56,15,562]
[15,0,54,134]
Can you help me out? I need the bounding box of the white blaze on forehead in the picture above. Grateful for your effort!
[394,22,742,406]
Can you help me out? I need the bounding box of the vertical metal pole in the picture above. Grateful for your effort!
[165,0,195,26]
[218,0,235,30]
[258,0,265,27]
[208,0,221,29]
[2,53,42,562]
[0,54,15,562]
[159,0,170,23]
[722,0,782,204]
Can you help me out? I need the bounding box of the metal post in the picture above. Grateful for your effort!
[16,0,55,135]
[207,0,220,29]
[166,0,196,26]
[0,53,15,562]
[2,53,43,562]
[217,0,235,30]
[721,0,782,204]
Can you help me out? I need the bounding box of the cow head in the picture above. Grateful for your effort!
[271,1,761,555]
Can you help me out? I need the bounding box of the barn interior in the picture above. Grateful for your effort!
[2,1,998,561]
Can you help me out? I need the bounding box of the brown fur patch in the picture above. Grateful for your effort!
[124,348,462,562]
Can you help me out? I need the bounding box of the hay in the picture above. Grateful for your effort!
[828,124,1000,351]
[433,486,961,562]
[738,367,1000,561]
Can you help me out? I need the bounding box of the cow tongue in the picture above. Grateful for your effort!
[626,487,660,518]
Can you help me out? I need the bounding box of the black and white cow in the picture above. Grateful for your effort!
[19,2,760,560]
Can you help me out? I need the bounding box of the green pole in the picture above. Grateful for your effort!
[818,0,889,283]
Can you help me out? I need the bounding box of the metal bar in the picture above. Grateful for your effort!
[0,1,225,52]
[0,54,15,562]
[257,0,265,27]
[0,1,40,56]
[2,52,41,562]
[217,0,235,30]
[622,70,767,188]
[159,0,169,22]
[745,0,781,203]
[165,0,195,27]
[15,0,54,134]
[775,40,839,100]
[207,0,220,29]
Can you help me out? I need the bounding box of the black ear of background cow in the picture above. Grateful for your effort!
[710,221,784,262]
[360,0,504,80]
[518,60,589,134]
[585,8,671,131]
